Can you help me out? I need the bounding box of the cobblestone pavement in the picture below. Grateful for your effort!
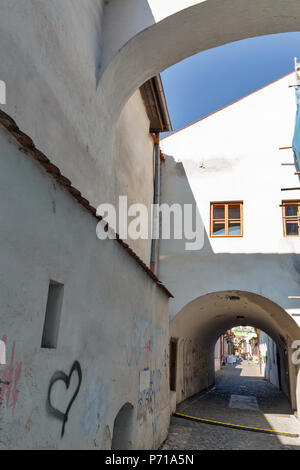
[162,362,300,450]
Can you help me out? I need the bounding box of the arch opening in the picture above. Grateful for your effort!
[214,326,287,395]
[111,402,134,450]
[100,0,300,122]
[169,291,300,412]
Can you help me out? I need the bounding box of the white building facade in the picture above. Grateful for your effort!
[259,330,280,389]
[160,73,300,408]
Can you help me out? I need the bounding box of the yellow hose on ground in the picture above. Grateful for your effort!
[174,412,299,437]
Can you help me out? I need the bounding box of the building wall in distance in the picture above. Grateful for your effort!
[214,337,222,371]
[259,331,280,389]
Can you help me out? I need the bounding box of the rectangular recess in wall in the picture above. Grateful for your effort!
[41,280,64,349]
[170,338,178,391]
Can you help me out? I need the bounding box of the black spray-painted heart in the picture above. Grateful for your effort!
[47,360,82,437]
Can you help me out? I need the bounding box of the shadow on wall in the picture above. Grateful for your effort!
[159,155,300,317]
[111,402,134,450]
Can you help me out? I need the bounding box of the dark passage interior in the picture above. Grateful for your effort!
[163,360,300,450]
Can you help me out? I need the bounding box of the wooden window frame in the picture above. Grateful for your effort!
[210,201,243,238]
[282,200,300,237]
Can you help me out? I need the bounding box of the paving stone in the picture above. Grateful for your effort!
[229,394,259,411]
[161,362,300,450]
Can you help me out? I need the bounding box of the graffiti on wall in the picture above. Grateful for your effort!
[124,312,166,366]
[137,368,162,421]
[80,378,106,436]
[0,336,22,411]
[47,360,82,437]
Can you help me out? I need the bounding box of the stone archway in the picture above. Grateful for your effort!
[93,0,300,207]
[99,0,300,121]
[2,1,300,208]
[169,291,300,411]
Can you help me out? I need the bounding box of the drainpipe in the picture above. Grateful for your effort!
[150,133,160,273]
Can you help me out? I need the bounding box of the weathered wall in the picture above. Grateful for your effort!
[0,126,169,450]
[0,1,156,266]
[2,0,300,438]
[0,0,109,204]
[101,0,202,74]
[259,331,280,389]
[114,90,154,264]
[169,292,297,406]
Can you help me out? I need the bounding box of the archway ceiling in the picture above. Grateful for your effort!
[170,291,300,346]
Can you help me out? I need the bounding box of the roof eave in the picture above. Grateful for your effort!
[140,75,172,133]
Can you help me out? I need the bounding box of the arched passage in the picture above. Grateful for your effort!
[111,402,134,450]
[169,291,300,412]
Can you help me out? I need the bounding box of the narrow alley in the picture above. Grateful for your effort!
[3,1,300,452]
[162,362,300,450]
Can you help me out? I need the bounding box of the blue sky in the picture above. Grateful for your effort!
[161,32,300,137]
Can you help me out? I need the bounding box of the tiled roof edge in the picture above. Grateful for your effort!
[0,110,173,299]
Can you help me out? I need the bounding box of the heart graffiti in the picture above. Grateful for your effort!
[47,360,82,437]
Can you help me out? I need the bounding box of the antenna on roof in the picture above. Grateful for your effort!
[295,57,300,86]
